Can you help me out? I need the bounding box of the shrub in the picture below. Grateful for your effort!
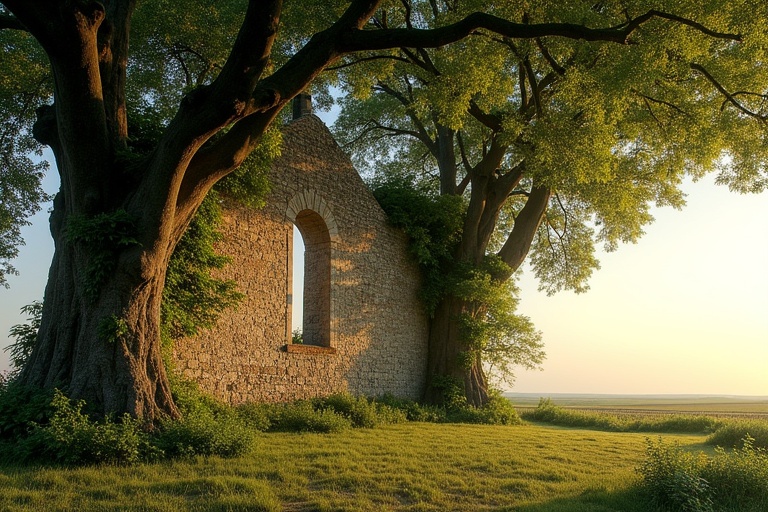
[155,377,256,458]
[374,394,447,423]
[267,400,352,433]
[701,436,768,509]
[707,420,768,450]
[315,393,407,428]
[155,412,255,459]
[447,393,522,425]
[0,381,55,441]
[638,436,768,512]
[235,402,273,431]
[19,390,155,465]
[637,437,714,512]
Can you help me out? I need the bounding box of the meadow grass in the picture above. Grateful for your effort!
[0,422,705,511]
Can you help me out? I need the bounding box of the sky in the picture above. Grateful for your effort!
[2,114,767,397]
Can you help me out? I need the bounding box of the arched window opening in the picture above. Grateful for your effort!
[291,209,331,347]
[291,225,304,342]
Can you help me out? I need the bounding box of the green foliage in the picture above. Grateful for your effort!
[155,413,255,459]
[373,178,465,314]
[412,377,521,425]
[161,192,243,342]
[66,209,141,301]
[313,393,407,428]
[153,378,256,459]
[446,392,522,426]
[4,300,43,371]
[291,328,304,345]
[451,258,545,385]
[96,315,129,344]
[266,400,353,433]
[336,0,768,301]
[373,394,447,423]
[639,436,768,512]
[0,25,52,287]
[523,398,720,433]
[0,380,54,441]
[215,126,280,209]
[708,420,768,450]
[374,180,544,385]
[702,436,768,509]
[18,390,156,466]
[638,438,714,512]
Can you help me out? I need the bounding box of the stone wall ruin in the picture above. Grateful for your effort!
[171,111,429,403]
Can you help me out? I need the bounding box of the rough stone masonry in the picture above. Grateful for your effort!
[172,105,429,403]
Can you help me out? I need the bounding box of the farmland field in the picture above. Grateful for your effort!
[506,393,768,419]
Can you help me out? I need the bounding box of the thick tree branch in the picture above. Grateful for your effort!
[456,131,473,175]
[338,10,740,53]
[327,54,411,70]
[467,100,502,132]
[497,184,551,274]
[536,38,565,75]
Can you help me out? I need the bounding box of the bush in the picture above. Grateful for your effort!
[315,393,407,428]
[267,400,352,433]
[447,393,522,425]
[638,438,714,512]
[235,402,273,431]
[155,412,254,458]
[374,394,447,423]
[707,420,768,450]
[701,436,768,509]
[0,381,55,441]
[18,390,155,465]
[638,436,768,512]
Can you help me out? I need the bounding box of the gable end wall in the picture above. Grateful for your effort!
[172,115,429,403]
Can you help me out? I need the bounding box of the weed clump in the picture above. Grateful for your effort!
[638,436,768,511]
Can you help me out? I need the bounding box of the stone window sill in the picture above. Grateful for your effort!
[284,344,337,355]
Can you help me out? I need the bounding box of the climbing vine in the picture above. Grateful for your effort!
[373,179,544,386]
[66,209,142,302]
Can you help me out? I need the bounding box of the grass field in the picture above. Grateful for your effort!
[0,423,707,512]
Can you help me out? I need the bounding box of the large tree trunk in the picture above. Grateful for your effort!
[423,296,489,407]
[423,171,551,407]
[19,194,179,422]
